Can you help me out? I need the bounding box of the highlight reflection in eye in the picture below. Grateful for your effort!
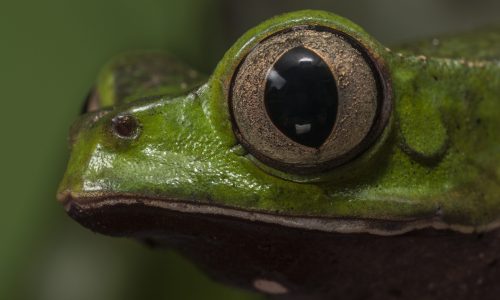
[265,46,338,148]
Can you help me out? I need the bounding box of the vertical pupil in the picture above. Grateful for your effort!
[265,46,338,148]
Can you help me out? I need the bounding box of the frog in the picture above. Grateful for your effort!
[57,10,500,299]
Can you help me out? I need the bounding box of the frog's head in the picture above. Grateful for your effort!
[58,10,500,237]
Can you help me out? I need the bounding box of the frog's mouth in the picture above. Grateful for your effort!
[57,191,486,237]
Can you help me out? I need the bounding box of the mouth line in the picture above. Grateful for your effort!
[57,190,489,236]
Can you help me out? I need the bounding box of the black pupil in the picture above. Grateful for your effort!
[265,46,338,148]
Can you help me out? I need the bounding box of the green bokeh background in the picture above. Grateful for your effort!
[1,1,498,299]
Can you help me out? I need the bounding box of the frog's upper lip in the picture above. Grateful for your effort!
[57,190,486,237]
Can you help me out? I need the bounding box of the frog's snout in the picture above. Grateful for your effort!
[68,110,109,147]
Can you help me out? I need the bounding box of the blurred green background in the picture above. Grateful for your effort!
[1,1,498,299]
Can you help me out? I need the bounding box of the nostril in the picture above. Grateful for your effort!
[111,114,141,140]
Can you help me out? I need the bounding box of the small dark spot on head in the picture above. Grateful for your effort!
[111,114,141,139]
[476,118,482,125]
[432,75,439,81]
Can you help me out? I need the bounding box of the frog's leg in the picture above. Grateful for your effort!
[83,51,206,112]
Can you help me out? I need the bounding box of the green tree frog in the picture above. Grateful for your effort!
[57,10,500,299]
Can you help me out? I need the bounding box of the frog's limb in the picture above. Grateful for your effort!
[90,51,206,110]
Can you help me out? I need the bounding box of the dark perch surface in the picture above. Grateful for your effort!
[68,202,500,300]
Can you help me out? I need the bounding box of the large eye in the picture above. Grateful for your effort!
[229,26,391,174]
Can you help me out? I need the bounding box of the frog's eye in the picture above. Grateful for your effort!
[229,26,391,174]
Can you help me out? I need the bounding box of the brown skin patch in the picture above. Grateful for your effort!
[81,87,101,114]
[66,199,500,300]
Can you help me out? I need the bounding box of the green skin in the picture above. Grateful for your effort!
[58,10,500,235]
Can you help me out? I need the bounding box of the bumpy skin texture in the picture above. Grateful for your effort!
[58,10,500,234]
